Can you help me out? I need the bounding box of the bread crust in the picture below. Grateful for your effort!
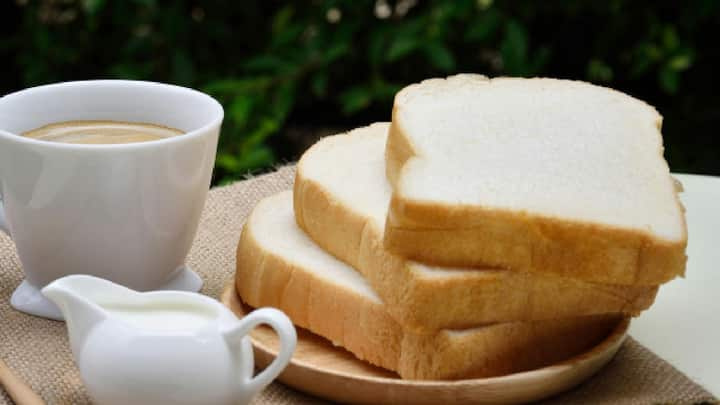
[384,76,687,285]
[236,193,622,379]
[296,128,657,331]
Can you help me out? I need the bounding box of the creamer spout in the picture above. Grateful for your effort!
[42,275,109,354]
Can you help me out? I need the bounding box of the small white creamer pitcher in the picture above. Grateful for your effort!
[42,275,296,405]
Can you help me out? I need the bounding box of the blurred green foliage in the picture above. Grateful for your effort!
[1,0,719,183]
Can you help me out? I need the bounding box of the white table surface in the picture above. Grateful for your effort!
[629,173,720,396]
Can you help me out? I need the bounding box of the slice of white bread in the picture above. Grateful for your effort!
[236,191,621,380]
[384,75,687,285]
[294,123,657,331]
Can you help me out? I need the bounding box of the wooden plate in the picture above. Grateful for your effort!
[221,283,629,404]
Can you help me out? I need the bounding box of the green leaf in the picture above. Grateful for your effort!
[662,25,679,51]
[423,42,456,71]
[587,58,613,82]
[476,0,494,10]
[397,19,426,37]
[340,86,372,115]
[243,55,286,73]
[216,152,242,172]
[217,176,238,187]
[668,53,693,71]
[82,0,106,15]
[236,146,275,171]
[131,0,156,7]
[271,25,304,48]
[368,29,387,67]
[272,5,294,35]
[659,66,679,94]
[242,118,280,152]
[465,9,501,41]
[229,98,254,128]
[642,43,663,62]
[629,42,662,77]
[430,2,456,21]
[530,46,551,74]
[272,83,296,120]
[386,36,421,62]
[311,73,328,97]
[500,20,528,76]
[172,51,194,85]
[108,62,152,80]
[372,80,402,100]
[325,42,350,63]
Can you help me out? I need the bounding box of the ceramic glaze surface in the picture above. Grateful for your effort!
[104,302,216,331]
[0,80,224,319]
[42,275,297,405]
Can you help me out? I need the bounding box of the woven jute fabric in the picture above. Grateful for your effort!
[0,165,715,404]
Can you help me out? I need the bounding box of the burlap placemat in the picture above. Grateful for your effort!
[0,165,715,404]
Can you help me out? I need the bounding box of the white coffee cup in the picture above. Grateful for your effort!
[0,80,224,319]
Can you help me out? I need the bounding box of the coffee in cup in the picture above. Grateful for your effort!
[22,120,183,144]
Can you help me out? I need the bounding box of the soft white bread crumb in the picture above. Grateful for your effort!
[385,75,687,284]
[295,123,657,331]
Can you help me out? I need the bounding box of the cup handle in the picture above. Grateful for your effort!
[224,307,296,395]
[0,198,10,237]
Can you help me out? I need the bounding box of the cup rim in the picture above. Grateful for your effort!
[0,80,224,149]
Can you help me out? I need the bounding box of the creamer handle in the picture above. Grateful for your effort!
[226,307,296,395]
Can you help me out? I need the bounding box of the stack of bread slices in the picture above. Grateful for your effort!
[234,75,687,380]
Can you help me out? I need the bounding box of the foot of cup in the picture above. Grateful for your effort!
[11,280,63,320]
[156,264,203,292]
[10,266,202,321]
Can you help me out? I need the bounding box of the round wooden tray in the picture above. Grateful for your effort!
[220,283,629,404]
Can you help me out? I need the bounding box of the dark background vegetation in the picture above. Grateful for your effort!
[1,0,718,184]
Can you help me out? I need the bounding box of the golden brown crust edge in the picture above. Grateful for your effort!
[402,314,621,380]
[236,209,402,372]
[384,119,687,286]
[236,195,624,379]
[294,158,657,331]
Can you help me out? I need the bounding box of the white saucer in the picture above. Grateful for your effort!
[11,265,203,320]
